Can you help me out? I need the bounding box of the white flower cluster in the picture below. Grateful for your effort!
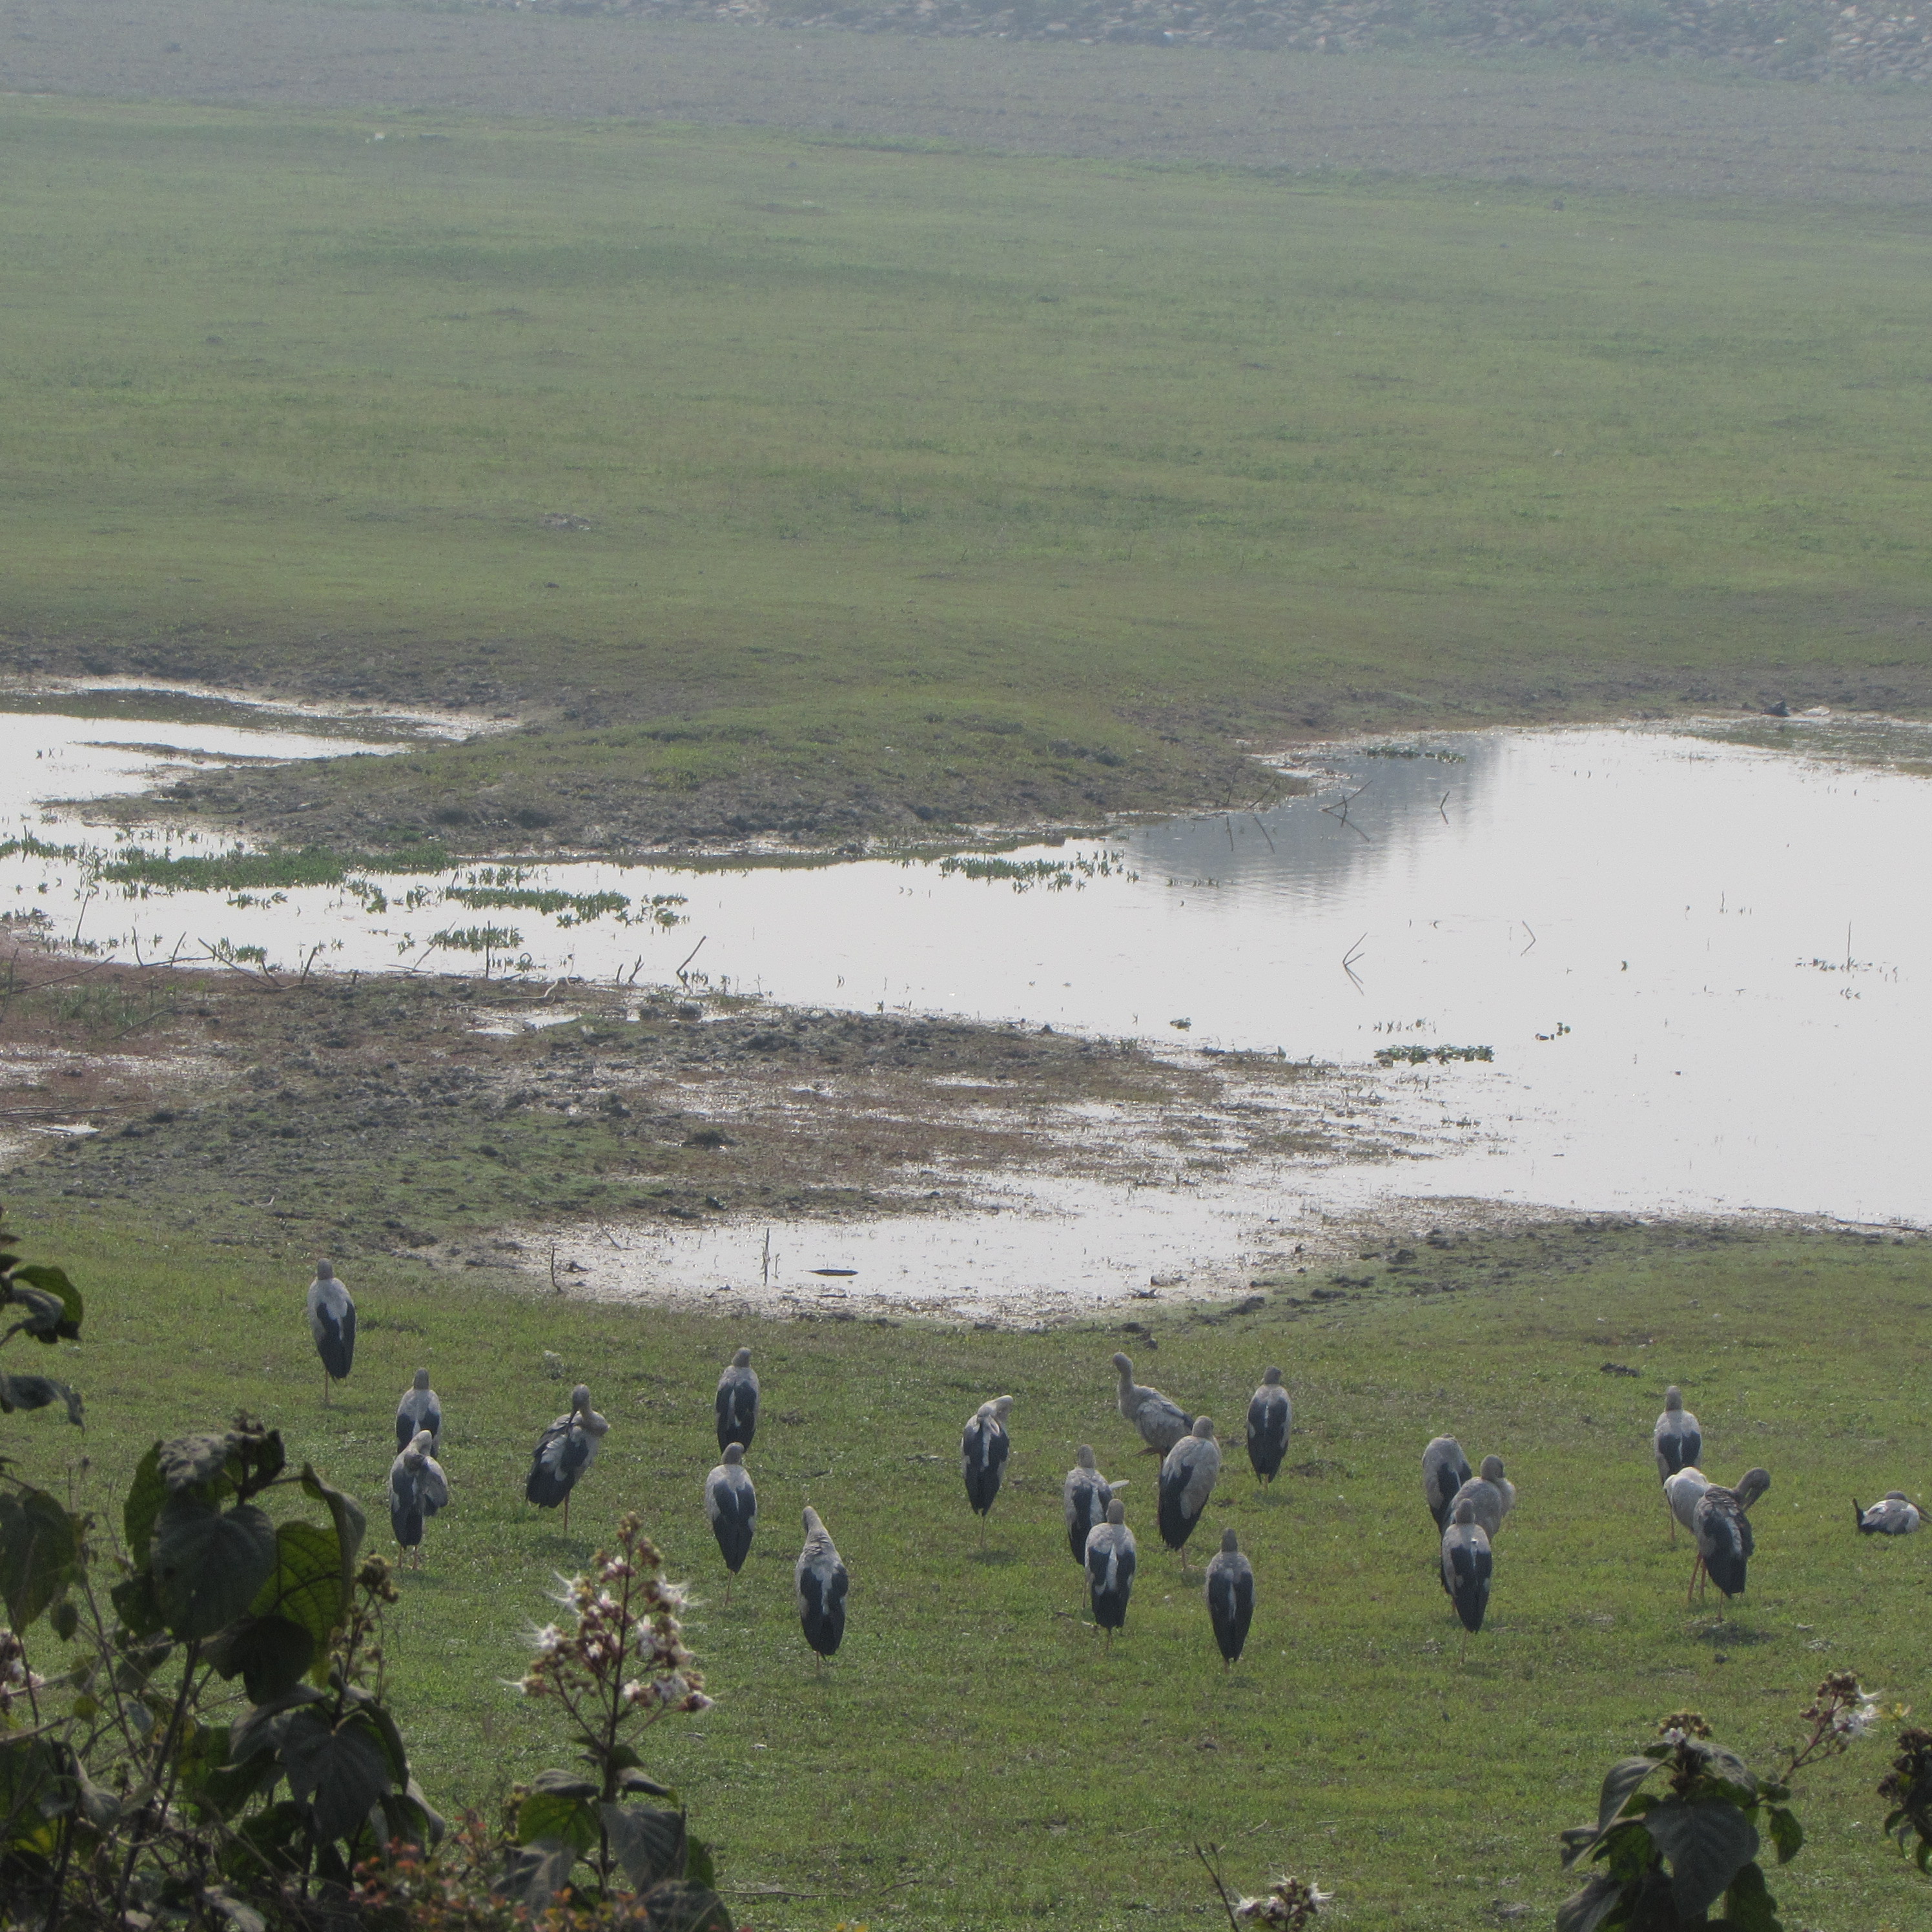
[1234,1876,1331,1926]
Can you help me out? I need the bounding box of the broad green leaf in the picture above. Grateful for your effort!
[1701,1747,1759,1804]
[519,1787,599,1853]
[109,1570,166,1641]
[298,1464,365,1607]
[9,1265,82,1341]
[49,1599,78,1641]
[617,1767,676,1798]
[1765,1806,1803,1865]
[152,1497,277,1639]
[249,1519,347,1659]
[123,1444,167,1559]
[181,1723,276,1822]
[211,1615,315,1703]
[0,1484,78,1629]
[684,1834,716,1891]
[0,1372,83,1425]
[1598,1756,1660,1835]
[500,1839,578,1908]
[1720,1859,1783,1930]
[600,1804,687,1891]
[227,1683,327,1765]
[278,1707,395,1847]
[227,1798,310,1881]
[1644,1798,1759,1920]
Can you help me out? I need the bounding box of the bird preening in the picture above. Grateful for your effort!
[526,1383,610,1532]
[1448,1455,1515,1539]
[1246,1368,1291,1488]
[1690,1467,1771,1606]
[1855,1492,1924,1537]
[961,1396,1013,1543]
[1113,1353,1191,1455]
[1421,1435,1473,1532]
[387,1428,449,1568]
[306,1259,355,1406]
[716,1346,759,1454]
[706,1442,757,1603]
[796,1505,848,1669]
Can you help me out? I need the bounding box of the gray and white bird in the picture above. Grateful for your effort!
[1422,1435,1473,1532]
[715,1346,759,1454]
[1084,1496,1136,1639]
[1064,1446,1127,1565]
[1448,1455,1516,1538]
[306,1259,355,1407]
[1204,1526,1255,1669]
[395,1368,442,1455]
[1112,1353,1191,1455]
[1157,1416,1221,1565]
[1654,1387,1703,1543]
[704,1443,757,1601]
[1440,1495,1492,1641]
[1854,1492,1923,1537]
[796,1506,848,1669]
[1246,1368,1291,1487]
[387,1428,449,1569]
[1665,1467,1710,1546]
[524,1384,609,1531]
[1691,1466,1771,1605]
[961,1397,1013,1541]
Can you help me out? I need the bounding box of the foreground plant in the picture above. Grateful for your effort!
[1557,1674,1884,1931]
[1878,1725,1932,1875]
[1196,1842,1330,1929]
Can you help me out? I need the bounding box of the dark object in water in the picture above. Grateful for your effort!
[811,1267,858,1277]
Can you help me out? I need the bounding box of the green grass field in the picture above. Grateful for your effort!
[5,97,1932,837]
[8,1207,1929,1929]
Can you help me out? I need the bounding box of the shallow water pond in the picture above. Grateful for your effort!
[3,690,1928,1251]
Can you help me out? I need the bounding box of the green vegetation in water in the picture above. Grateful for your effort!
[932,852,1137,890]
[92,843,452,891]
[1374,1042,1496,1064]
[445,885,686,927]
[1360,744,1470,763]
[3,100,1929,845]
[4,1206,1927,1927]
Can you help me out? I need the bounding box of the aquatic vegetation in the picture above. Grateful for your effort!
[444,885,687,928]
[1373,1043,1494,1065]
[932,853,1137,891]
[91,843,451,892]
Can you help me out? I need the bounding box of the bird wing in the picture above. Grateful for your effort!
[395,1401,415,1452]
[421,1458,450,1513]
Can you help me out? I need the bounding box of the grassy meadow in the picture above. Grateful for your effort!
[6,1204,1930,1929]
[4,97,1932,834]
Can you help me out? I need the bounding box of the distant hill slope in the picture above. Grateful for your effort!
[486,0,1931,84]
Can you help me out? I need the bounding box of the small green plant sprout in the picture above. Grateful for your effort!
[1557,1677,1883,1931]
[1878,1725,1932,1874]
[503,1513,728,1927]
[1195,1842,1330,1929]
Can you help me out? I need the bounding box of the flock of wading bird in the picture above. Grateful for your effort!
[306,1266,1926,1668]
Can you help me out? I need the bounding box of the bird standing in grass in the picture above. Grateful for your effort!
[1440,1495,1492,1644]
[1691,1466,1771,1606]
[1084,1497,1136,1640]
[1112,1353,1191,1455]
[715,1346,759,1454]
[1855,1492,1924,1536]
[1654,1387,1702,1541]
[1246,1368,1291,1488]
[1449,1455,1516,1538]
[1063,1446,1125,1565]
[1421,1435,1472,1532]
[704,1443,757,1603]
[1158,1416,1221,1568]
[1204,1527,1255,1669]
[1665,1468,1710,1553]
[395,1368,442,1454]
[525,1384,609,1532]
[796,1506,848,1669]
[961,1397,1013,1543]
[387,1428,449,1569]
[307,1260,355,1407]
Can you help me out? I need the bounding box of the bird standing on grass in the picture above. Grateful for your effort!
[1112,1353,1191,1455]
[1665,1468,1710,1552]
[1084,1497,1136,1640]
[1246,1368,1291,1488]
[1204,1527,1255,1669]
[1158,1417,1221,1568]
[1064,1446,1126,1565]
[961,1397,1013,1542]
[307,1260,355,1407]
[1855,1492,1924,1536]
[1654,1387,1702,1541]
[387,1428,449,1569]
[1691,1466,1771,1606]
[395,1368,442,1454]
[1449,1456,1516,1538]
[715,1346,759,1454]
[525,1384,609,1532]
[1421,1435,1472,1532]
[1440,1495,1492,1645]
[704,1443,757,1603]
[796,1506,848,1669]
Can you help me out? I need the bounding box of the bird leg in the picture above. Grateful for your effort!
[323,1371,331,1408]
[723,1576,734,1610]
[562,1493,571,1535]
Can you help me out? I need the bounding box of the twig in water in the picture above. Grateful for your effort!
[1321,781,1372,841]
[548,1240,564,1295]
[1225,814,1237,852]
[1519,921,1537,957]
[675,935,707,981]
[1438,790,1451,823]
[761,1227,773,1287]
[72,887,96,947]
[1249,812,1276,854]
[296,943,324,985]
[1341,933,1368,994]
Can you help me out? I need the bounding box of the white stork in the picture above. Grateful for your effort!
[524,1384,609,1531]
[387,1428,449,1568]
[306,1260,355,1406]
[1246,1368,1291,1487]
[1063,1446,1125,1566]
[1691,1467,1770,1606]
[1421,1435,1472,1532]
[1111,1353,1191,1455]
[1204,1527,1254,1669]
[704,1443,757,1603]
[1855,1492,1924,1537]
[1084,1497,1136,1639]
[395,1368,442,1455]
[1654,1387,1702,1541]
[961,1397,1013,1542]
[796,1506,848,1668]
[715,1346,759,1454]
[1440,1495,1492,1644]
[1157,1417,1221,1567]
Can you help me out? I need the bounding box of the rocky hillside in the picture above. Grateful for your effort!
[482,0,1932,84]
